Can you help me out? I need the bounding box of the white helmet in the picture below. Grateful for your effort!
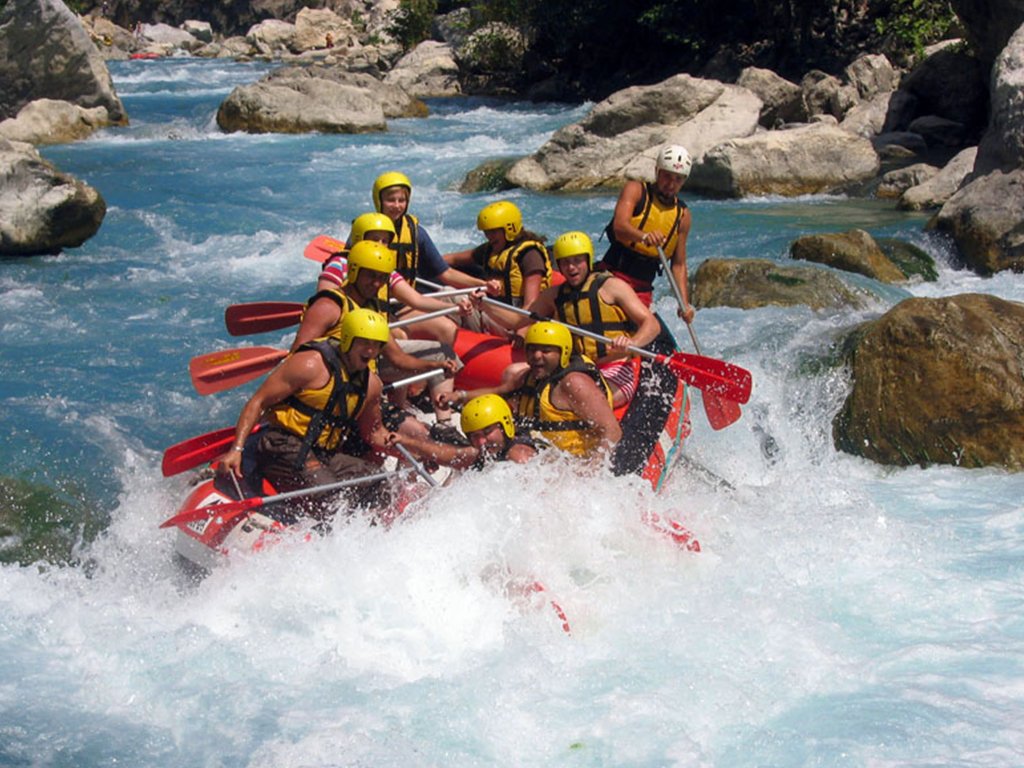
[656,144,692,176]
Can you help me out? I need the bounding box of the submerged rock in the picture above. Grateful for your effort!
[833,293,1024,469]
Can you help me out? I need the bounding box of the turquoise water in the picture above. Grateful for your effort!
[2,57,1023,766]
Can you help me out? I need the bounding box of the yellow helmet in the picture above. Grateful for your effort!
[476,200,522,239]
[345,239,397,285]
[524,321,573,368]
[350,212,396,244]
[552,231,594,269]
[460,394,515,439]
[339,308,390,353]
[372,171,412,213]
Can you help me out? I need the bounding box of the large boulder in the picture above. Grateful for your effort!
[844,54,899,101]
[291,8,357,54]
[0,0,126,124]
[834,294,1024,469]
[950,0,1024,68]
[217,77,387,133]
[735,67,804,127]
[507,73,761,191]
[884,46,988,146]
[929,23,1024,274]
[690,258,873,311]
[977,20,1024,173]
[246,18,298,55]
[800,69,859,121]
[0,139,105,256]
[929,168,1024,273]
[0,99,110,145]
[383,40,461,98]
[216,64,428,134]
[689,123,880,197]
[138,22,202,52]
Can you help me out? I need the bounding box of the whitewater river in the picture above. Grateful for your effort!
[2,57,1023,766]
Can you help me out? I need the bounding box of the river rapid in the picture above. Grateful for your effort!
[1,57,1023,767]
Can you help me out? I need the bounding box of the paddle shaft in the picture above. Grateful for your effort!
[417,278,667,366]
[393,442,439,487]
[160,469,401,528]
[164,370,443,476]
[655,246,743,429]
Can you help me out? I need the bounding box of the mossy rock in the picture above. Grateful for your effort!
[458,157,517,193]
[877,237,938,281]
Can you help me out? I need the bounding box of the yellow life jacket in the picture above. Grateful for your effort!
[553,273,635,360]
[391,213,420,287]
[302,288,388,340]
[602,182,686,285]
[266,338,370,463]
[475,237,552,306]
[512,355,613,457]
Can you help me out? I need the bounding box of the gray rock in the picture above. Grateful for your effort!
[736,67,805,127]
[930,167,1024,274]
[877,162,940,199]
[384,41,461,98]
[840,92,893,138]
[978,20,1024,172]
[692,123,880,197]
[139,22,201,51]
[182,20,213,44]
[0,98,110,145]
[898,146,977,211]
[507,73,761,191]
[217,77,387,133]
[0,0,126,124]
[844,53,899,100]
[0,139,105,256]
[801,69,858,120]
[949,0,1024,67]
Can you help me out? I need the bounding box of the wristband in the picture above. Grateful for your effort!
[231,445,244,452]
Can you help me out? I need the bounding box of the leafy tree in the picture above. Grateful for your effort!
[387,0,438,51]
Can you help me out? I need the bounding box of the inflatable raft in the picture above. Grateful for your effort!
[164,322,694,571]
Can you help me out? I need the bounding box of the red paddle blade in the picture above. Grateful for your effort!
[303,234,345,263]
[225,302,303,336]
[189,346,287,395]
[159,497,261,528]
[161,426,235,477]
[702,393,743,431]
[661,351,752,403]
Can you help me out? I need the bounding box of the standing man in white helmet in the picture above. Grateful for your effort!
[599,144,695,322]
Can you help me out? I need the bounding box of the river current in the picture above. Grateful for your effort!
[2,57,1023,766]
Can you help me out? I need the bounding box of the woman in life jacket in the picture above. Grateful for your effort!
[444,200,552,309]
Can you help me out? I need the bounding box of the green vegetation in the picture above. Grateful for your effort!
[875,0,956,60]
[387,0,439,51]
[428,0,962,97]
